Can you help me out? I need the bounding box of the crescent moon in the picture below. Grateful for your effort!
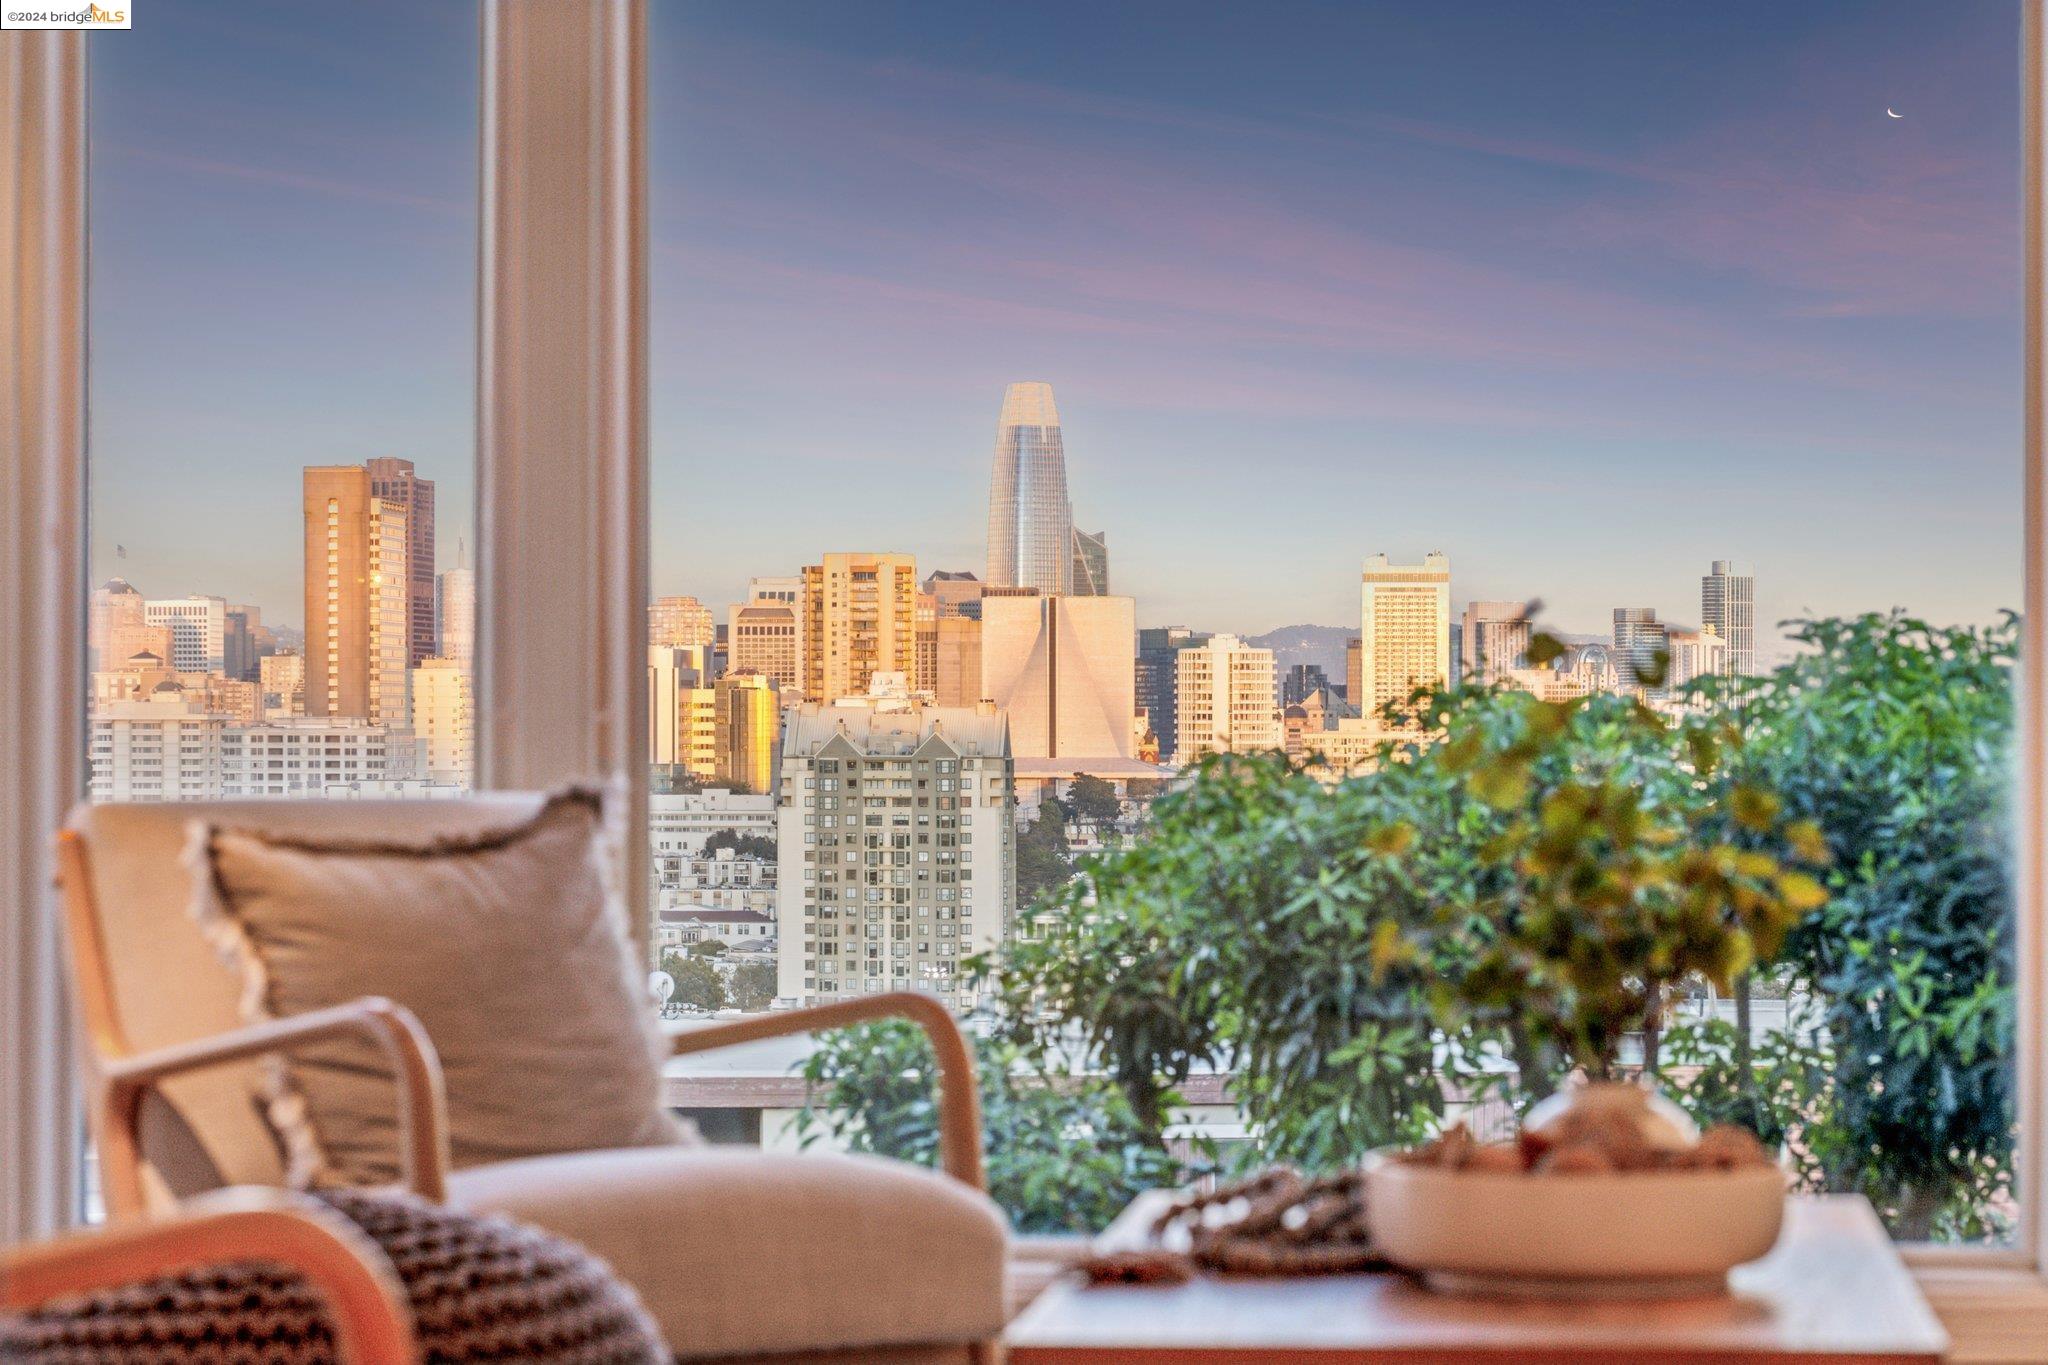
[1886,107,1903,119]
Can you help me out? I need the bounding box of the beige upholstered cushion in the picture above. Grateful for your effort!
[447,1146,1009,1360]
[191,787,679,1188]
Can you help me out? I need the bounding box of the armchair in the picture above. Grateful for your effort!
[2,1187,416,1363]
[59,797,1007,1363]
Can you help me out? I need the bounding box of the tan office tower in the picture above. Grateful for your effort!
[915,592,940,694]
[650,595,716,651]
[1345,637,1362,710]
[365,457,436,667]
[801,553,918,702]
[1175,633,1280,761]
[728,601,800,691]
[934,614,984,707]
[714,672,779,794]
[304,465,410,724]
[923,569,983,618]
[978,589,1136,761]
[1461,601,1531,684]
[1358,552,1450,727]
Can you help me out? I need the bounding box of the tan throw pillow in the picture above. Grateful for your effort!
[189,787,680,1189]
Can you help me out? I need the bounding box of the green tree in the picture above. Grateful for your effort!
[688,938,728,959]
[1013,803,1075,910]
[791,1020,1185,1234]
[731,962,777,1011]
[1065,774,1122,826]
[1728,613,2017,1239]
[704,828,777,860]
[658,951,727,1012]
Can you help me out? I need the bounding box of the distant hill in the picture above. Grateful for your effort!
[1242,624,1353,678]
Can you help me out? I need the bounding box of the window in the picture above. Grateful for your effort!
[86,6,479,803]
[646,2,2032,1247]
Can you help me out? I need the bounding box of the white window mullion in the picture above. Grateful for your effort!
[475,0,650,943]
[1,29,88,1244]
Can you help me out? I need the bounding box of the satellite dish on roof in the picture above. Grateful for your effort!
[649,970,675,1003]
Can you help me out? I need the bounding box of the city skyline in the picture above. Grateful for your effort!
[89,3,2021,651]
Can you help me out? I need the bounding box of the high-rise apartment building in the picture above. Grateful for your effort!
[801,553,919,703]
[144,595,227,674]
[1137,627,1210,762]
[979,589,1136,761]
[1175,633,1280,762]
[365,458,436,666]
[1612,607,1671,696]
[776,687,1014,1011]
[986,381,1074,594]
[437,567,476,670]
[1701,560,1756,676]
[1665,626,1729,694]
[261,651,306,718]
[915,592,940,695]
[1345,637,1362,709]
[1461,601,1531,685]
[650,595,717,651]
[410,657,474,787]
[713,672,779,795]
[1071,529,1109,596]
[219,718,424,798]
[648,643,712,767]
[304,465,411,725]
[87,691,227,802]
[1358,552,1451,726]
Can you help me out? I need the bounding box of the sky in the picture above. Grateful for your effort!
[90,2,2023,657]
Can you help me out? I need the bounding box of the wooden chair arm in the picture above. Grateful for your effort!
[2,1187,417,1363]
[668,991,986,1191]
[98,998,450,1219]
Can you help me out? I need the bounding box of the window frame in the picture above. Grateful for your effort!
[3,0,2045,1284]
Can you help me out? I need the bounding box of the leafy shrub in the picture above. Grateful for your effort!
[789,1020,1184,1233]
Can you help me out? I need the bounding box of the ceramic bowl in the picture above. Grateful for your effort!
[1365,1158,1786,1298]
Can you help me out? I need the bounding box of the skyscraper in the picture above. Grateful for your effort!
[365,457,436,667]
[1358,552,1451,727]
[712,672,779,794]
[979,588,1137,761]
[143,595,227,673]
[1701,560,1756,675]
[729,601,800,691]
[1461,601,1532,684]
[437,566,476,671]
[801,553,919,702]
[304,465,411,724]
[650,595,716,651]
[1071,529,1109,596]
[985,381,1074,594]
[1612,607,1671,696]
[410,656,474,787]
[1176,634,1280,762]
[1137,627,1210,762]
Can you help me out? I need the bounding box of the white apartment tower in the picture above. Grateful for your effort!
[1460,600,1530,685]
[1175,634,1280,762]
[776,686,1014,1012]
[143,595,228,674]
[1701,560,1757,676]
[410,657,475,787]
[1358,552,1451,725]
